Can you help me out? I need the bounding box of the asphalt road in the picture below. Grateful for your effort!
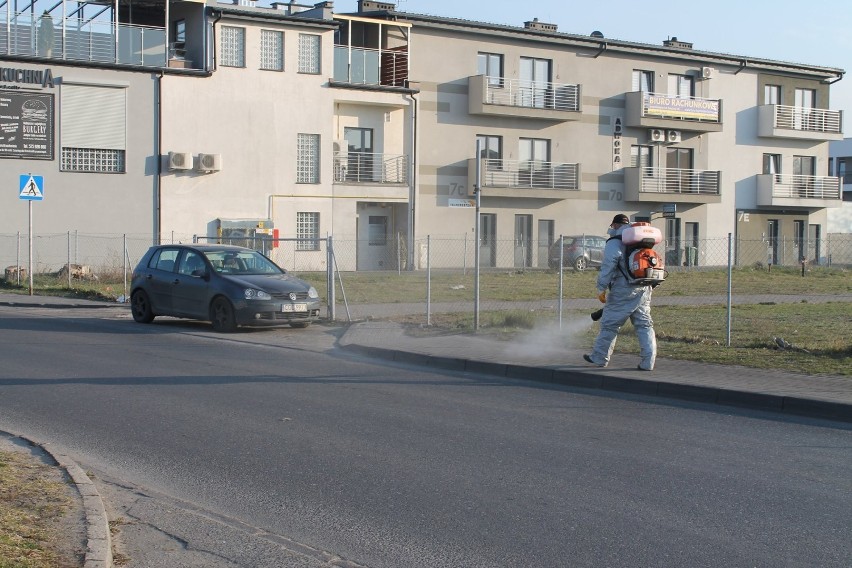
[1,306,851,567]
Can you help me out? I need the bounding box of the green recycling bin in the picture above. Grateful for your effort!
[686,246,698,267]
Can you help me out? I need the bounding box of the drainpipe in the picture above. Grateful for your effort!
[156,71,163,245]
[735,59,747,75]
[593,41,607,58]
[210,9,223,71]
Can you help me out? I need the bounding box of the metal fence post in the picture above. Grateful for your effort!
[16,231,20,286]
[67,230,71,288]
[474,140,482,331]
[726,232,733,347]
[327,235,336,322]
[426,235,432,326]
[123,234,128,301]
[558,234,564,329]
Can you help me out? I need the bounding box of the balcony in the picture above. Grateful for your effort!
[624,167,722,203]
[0,10,180,68]
[468,158,580,198]
[757,174,842,208]
[757,105,843,141]
[332,45,409,88]
[468,75,582,121]
[625,91,723,132]
[333,152,409,185]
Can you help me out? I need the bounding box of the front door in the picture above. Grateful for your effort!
[665,218,681,267]
[171,249,210,318]
[514,214,533,268]
[357,204,392,270]
[767,219,780,265]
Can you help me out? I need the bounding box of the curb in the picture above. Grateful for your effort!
[0,300,125,309]
[342,344,852,424]
[8,432,112,568]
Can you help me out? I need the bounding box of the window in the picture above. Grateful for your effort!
[763,153,781,175]
[764,85,781,105]
[260,30,284,71]
[60,84,126,173]
[519,138,550,167]
[174,19,186,43]
[477,52,503,87]
[836,157,852,184]
[630,145,654,169]
[368,216,388,246]
[221,26,245,67]
[298,34,321,74]
[520,57,551,108]
[297,133,320,183]
[296,212,320,251]
[632,70,654,92]
[344,127,373,182]
[476,134,502,164]
[667,74,694,97]
[178,251,205,276]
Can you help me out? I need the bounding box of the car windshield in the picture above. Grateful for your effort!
[203,250,284,275]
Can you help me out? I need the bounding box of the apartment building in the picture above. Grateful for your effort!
[1,0,844,271]
[350,0,844,268]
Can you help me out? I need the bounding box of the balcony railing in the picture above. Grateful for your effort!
[764,174,841,199]
[635,167,721,194]
[484,77,580,112]
[1,11,169,67]
[482,159,579,190]
[772,105,842,134]
[333,152,409,184]
[333,45,408,87]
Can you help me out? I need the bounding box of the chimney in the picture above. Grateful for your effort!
[663,36,693,49]
[359,0,396,11]
[524,18,558,32]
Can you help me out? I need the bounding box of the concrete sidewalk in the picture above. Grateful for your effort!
[339,321,852,424]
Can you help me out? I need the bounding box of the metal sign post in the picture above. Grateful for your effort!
[19,175,45,296]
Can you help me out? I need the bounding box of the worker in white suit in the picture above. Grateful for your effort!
[584,214,657,371]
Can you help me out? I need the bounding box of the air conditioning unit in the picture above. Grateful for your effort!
[649,129,665,143]
[667,130,682,143]
[701,66,715,79]
[197,153,222,172]
[167,151,193,171]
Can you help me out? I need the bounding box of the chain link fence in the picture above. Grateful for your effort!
[1,231,850,326]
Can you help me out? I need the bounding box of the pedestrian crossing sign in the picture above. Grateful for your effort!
[19,175,44,201]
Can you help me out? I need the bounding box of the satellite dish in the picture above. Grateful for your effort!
[591,31,604,38]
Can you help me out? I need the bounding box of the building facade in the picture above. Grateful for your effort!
[1,0,845,272]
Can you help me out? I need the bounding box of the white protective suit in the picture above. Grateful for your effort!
[587,224,657,370]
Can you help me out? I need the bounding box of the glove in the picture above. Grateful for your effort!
[597,290,607,304]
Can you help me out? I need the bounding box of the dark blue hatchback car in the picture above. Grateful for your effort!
[130,244,321,332]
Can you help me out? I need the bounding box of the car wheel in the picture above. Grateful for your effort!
[210,297,237,333]
[574,256,589,271]
[130,290,155,323]
[290,322,311,329]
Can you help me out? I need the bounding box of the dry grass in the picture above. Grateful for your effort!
[0,450,79,568]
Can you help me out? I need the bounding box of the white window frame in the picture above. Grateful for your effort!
[260,29,284,71]
[221,25,246,68]
[296,212,320,251]
[297,133,320,183]
[632,70,654,92]
[298,34,321,74]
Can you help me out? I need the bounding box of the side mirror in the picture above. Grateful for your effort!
[191,269,208,280]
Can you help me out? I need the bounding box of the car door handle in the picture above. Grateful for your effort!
[146,274,152,279]
[172,279,180,285]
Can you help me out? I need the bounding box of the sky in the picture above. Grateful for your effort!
[332,0,851,131]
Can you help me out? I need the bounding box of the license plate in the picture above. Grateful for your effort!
[282,303,307,313]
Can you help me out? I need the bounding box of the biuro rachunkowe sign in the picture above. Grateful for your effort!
[0,91,55,160]
[644,93,719,122]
